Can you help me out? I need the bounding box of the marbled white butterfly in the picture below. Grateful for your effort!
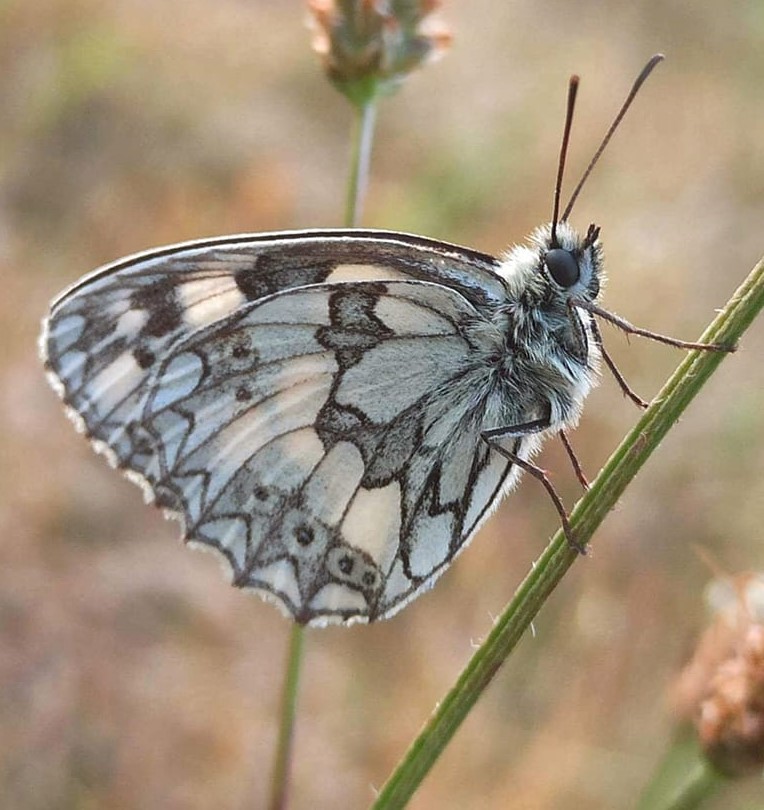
[40,56,730,626]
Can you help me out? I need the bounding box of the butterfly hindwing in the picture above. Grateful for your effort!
[134,279,515,624]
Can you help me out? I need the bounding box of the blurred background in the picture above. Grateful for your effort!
[2,1,763,808]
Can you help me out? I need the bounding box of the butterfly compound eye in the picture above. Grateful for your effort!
[544,249,580,288]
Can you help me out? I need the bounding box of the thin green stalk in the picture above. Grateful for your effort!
[268,93,380,810]
[345,99,378,228]
[636,734,726,810]
[268,623,305,810]
[372,256,764,809]
[654,762,724,810]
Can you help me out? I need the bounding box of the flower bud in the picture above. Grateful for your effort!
[673,573,764,777]
[307,0,451,106]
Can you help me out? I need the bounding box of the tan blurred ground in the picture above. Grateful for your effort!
[1,1,763,808]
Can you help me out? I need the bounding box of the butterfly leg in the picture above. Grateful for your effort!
[481,418,586,554]
[572,298,737,353]
[559,429,589,490]
[587,314,649,409]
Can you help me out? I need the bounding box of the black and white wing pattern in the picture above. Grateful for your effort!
[42,231,522,625]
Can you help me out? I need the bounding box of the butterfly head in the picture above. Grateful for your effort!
[516,219,603,308]
[529,54,663,310]
[542,219,602,302]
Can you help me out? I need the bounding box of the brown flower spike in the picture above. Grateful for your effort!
[308,0,451,105]
[673,573,764,777]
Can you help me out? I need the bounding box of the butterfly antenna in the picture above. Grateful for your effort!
[561,54,665,222]
[551,75,580,246]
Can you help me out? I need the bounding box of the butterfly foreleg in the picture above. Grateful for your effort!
[481,414,586,554]
[485,415,590,492]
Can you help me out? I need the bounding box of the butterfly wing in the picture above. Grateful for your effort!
[42,231,518,624]
[136,280,517,624]
[42,230,506,471]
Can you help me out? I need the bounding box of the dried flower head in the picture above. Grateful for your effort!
[673,573,764,777]
[307,0,452,106]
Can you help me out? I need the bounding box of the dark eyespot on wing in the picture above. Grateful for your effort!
[133,347,155,369]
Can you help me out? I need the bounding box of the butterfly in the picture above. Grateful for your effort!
[40,56,730,626]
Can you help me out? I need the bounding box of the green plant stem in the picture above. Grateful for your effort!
[636,734,726,810]
[268,623,305,810]
[345,99,378,228]
[372,256,764,810]
[656,762,724,810]
[267,93,380,810]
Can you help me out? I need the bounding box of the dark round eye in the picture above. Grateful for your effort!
[544,249,580,288]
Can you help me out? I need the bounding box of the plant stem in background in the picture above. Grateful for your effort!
[657,761,723,810]
[372,255,764,809]
[655,761,724,810]
[345,99,378,229]
[268,623,306,810]
[267,88,380,810]
[636,734,726,810]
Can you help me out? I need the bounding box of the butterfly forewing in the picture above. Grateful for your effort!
[43,232,501,467]
[42,232,521,625]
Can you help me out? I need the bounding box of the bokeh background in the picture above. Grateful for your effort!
[2,1,763,808]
